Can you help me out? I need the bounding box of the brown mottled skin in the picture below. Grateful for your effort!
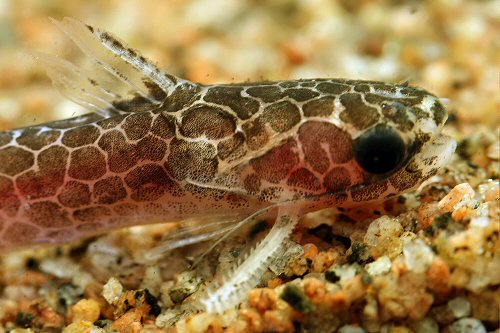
[0,19,450,250]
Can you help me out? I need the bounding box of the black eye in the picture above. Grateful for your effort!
[354,125,405,174]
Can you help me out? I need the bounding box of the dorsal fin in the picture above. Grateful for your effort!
[32,17,191,115]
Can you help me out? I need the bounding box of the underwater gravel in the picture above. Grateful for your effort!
[0,1,498,332]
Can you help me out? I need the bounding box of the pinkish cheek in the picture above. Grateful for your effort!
[298,121,354,174]
[249,138,300,184]
[323,166,351,192]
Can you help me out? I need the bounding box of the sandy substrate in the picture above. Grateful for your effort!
[0,1,498,332]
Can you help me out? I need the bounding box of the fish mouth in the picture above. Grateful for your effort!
[409,132,456,178]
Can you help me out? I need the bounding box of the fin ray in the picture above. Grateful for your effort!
[35,17,192,115]
[30,51,120,115]
[50,17,162,103]
[144,220,240,260]
[192,205,301,313]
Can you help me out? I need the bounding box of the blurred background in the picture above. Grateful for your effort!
[0,0,497,129]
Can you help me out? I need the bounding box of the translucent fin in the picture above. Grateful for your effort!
[35,17,193,114]
[191,205,301,313]
[144,220,240,260]
[189,203,281,267]
[51,17,182,100]
[30,51,121,116]
[145,202,283,265]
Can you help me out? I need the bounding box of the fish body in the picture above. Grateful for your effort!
[0,18,456,252]
[0,18,457,314]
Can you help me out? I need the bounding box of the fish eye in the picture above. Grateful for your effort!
[354,125,405,174]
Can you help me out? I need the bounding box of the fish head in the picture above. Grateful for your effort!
[308,80,457,207]
[234,79,456,208]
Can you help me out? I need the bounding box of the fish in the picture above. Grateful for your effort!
[0,17,456,313]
